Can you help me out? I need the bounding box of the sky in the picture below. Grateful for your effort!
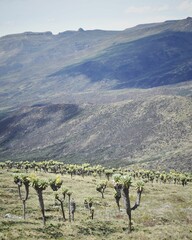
[0,0,192,37]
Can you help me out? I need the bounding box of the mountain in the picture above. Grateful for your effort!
[0,17,192,109]
[0,18,192,171]
[51,31,192,89]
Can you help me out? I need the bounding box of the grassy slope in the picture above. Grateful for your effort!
[0,91,191,171]
[0,168,191,240]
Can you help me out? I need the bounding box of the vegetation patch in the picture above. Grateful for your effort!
[0,161,191,240]
[36,224,63,239]
[77,220,117,236]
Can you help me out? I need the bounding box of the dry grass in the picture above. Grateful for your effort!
[0,168,192,240]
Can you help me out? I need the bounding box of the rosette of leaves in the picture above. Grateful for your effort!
[31,178,48,191]
[113,174,122,211]
[0,162,5,169]
[105,169,114,180]
[87,197,93,209]
[14,175,22,187]
[120,175,132,189]
[96,165,104,178]
[67,165,76,178]
[5,160,13,169]
[180,174,187,186]
[62,188,68,200]
[113,174,122,184]
[149,173,155,184]
[49,175,63,191]
[84,197,93,209]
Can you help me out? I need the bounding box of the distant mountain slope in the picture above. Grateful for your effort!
[0,18,192,108]
[0,95,191,171]
[50,31,192,88]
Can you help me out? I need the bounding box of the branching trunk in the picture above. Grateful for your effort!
[122,187,132,233]
[17,183,29,220]
[131,191,142,211]
[113,175,144,234]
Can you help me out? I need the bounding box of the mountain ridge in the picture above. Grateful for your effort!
[0,18,192,171]
[1,17,192,109]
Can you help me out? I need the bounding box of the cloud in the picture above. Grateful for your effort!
[178,0,192,11]
[125,5,169,14]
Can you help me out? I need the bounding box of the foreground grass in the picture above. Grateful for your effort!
[0,168,191,240]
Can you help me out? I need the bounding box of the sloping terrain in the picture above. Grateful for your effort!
[0,94,191,171]
[0,18,192,171]
[50,31,192,88]
[0,17,192,109]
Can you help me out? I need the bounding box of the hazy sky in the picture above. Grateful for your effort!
[0,0,191,37]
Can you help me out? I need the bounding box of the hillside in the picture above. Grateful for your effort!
[0,17,192,109]
[0,18,192,171]
[0,93,191,171]
[50,31,192,89]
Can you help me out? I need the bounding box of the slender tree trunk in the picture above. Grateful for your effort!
[60,201,66,221]
[23,200,26,220]
[115,198,120,212]
[18,184,29,220]
[18,185,22,200]
[24,184,29,201]
[128,210,132,233]
[90,209,94,220]
[70,200,76,221]
[122,187,132,233]
[71,211,74,221]
[101,191,104,199]
[114,184,121,212]
[68,195,71,222]
[131,191,142,211]
[37,190,46,226]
